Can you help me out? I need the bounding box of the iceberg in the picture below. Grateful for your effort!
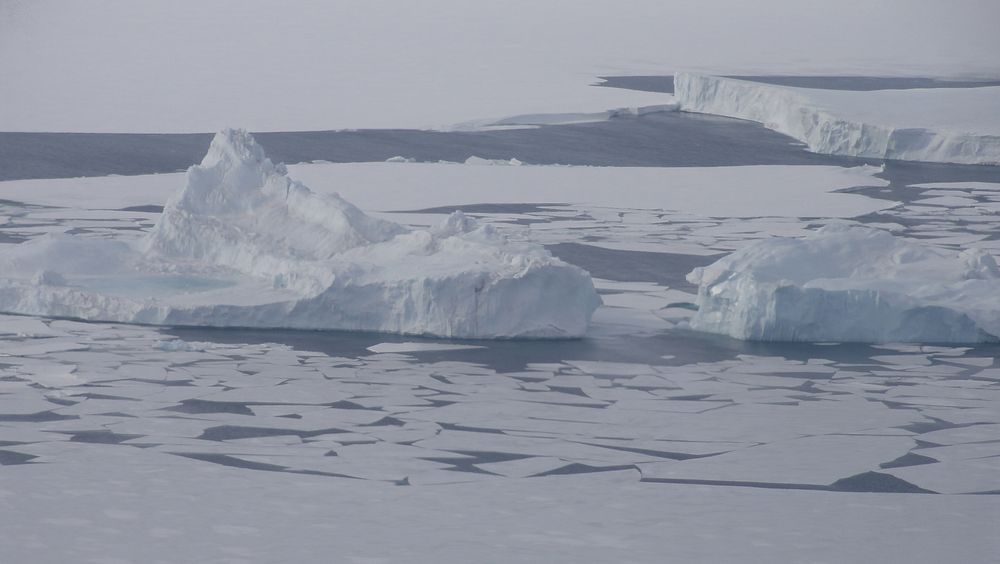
[0,130,600,338]
[674,73,1000,166]
[686,225,1000,343]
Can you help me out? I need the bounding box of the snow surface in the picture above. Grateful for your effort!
[2,0,999,133]
[687,224,1000,343]
[675,73,1000,165]
[0,130,600,338]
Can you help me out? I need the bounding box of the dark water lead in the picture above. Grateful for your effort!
[0,110,867,182]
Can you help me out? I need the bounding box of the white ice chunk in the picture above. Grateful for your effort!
[912,196,979,207]
[687,224,1000,343]
[366,342,485,354]
[17,363,84,388]
[675,73,1000,165]
[0,130,599,338]
[153,339,212,353]
[909,182,1000,192]
[462,156,523,166]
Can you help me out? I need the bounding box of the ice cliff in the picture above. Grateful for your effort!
[686,225,1000,343]
[0,130,600,338]
[674,73,1000,166]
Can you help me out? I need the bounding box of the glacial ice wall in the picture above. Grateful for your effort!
[674,73,1000,166]
[0,130,600,338]
[686,224,1000,343]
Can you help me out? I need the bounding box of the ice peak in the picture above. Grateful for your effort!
[436,211,478,236]
[145,129,407,274]
[160,129,287,219]
[201,128,270,170]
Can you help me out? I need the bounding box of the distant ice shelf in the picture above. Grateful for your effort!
[674,73,1000,166]
[687,224,1000,343]
[0,130,600,338]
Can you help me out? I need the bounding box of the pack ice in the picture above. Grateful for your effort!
[687,225,1000,343]
[0,130,600,338]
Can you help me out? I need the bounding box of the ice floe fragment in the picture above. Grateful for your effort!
[687,224,1000,343]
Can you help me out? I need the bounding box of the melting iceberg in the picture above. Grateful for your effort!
[0,130,600,338]
[674,73,1000,166]
[686,225,1000,343]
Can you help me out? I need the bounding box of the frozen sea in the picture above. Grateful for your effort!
[1,77,999,563]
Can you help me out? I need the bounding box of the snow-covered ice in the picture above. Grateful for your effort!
[289,162,891,218]
[687,224,1000,343]
[0,130,600,338]
[675,73,1000,165]
[0,161,891,219]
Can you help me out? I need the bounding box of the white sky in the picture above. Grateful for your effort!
[1,0,999,132]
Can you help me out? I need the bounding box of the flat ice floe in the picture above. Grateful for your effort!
[0,161,891,219]
[675,73,1000,165]
[687,224,1000,343]
[0,130,600,338]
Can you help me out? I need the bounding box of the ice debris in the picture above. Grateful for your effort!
[0,130,600,338]
[687,224,1000,343]
[153,339,211,352]
[463,156,523,166]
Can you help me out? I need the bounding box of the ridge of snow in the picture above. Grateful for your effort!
[0,130,600,338]
[674,73,1000,166]
[686,224,1000,343]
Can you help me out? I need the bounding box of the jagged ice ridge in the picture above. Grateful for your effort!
[0,130,600,338]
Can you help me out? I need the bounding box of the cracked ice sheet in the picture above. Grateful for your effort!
[638,434,915,486]
[0,322,997,561]
[0,176,998,560]
[0,316,64,337]
[0,162,890,218]
[884,458,1000,495]
[1,451,998,564]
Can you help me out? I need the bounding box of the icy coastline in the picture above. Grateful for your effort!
[686,225,1000,343]
[0,130,600,338]
[674,73,1000,166]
